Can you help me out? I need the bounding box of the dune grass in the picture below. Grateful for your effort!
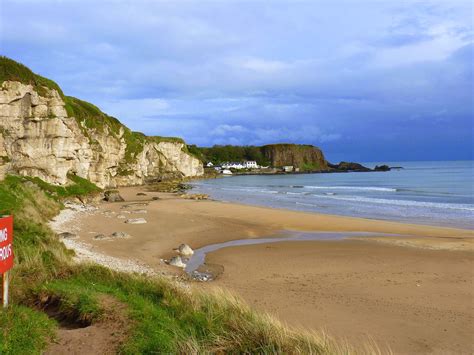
[26,265,352,354]
[0,175,372,354]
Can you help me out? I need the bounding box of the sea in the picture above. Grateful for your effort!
[191,161,474,229]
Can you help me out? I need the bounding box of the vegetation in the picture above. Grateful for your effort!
[197,145,271,166]
[64,96,122,137]
[0,175,360,354]
[22,174,102,200]
[0,56,64,98]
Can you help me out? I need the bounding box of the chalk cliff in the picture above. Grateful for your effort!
[0,58,203,188]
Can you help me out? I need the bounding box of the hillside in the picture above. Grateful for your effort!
[0,56,203,188]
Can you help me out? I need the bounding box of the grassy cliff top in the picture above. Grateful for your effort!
[0,56,65,98]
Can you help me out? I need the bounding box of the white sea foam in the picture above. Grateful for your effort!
[314,194,474,211]
[303,185,397,192]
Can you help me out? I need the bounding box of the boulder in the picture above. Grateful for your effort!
[57,232,78,240]
[168,256,186,268]
[124,218,147,224]
[152,196,160,201]
[93,234,109,240]
[111,231,132,239]
[103,190,124,202]
[175,243,194,256]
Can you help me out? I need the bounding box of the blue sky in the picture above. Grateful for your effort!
[1,0,472,162]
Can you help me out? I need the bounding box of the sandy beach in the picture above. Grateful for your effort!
[55,186,474,354]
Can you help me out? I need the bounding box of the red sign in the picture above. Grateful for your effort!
[0,216,13,273]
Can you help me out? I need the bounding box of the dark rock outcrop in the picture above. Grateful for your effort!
[328,161,371,172]
[374,165,391,171]
[260,144,328,171]
[328,162,393,172]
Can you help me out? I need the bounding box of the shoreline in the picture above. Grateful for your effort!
[53,185,474,353]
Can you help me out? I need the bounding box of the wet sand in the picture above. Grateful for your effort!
[66,186,474,353]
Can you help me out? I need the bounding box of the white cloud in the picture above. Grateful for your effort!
[238,57,290,73]
[371,26,470,68]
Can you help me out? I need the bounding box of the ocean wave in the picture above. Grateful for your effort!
[303,185,397,192]
[315,195,474,211]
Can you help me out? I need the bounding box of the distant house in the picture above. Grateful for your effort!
[283,165,294,172]
[206,162,214,167]
[222,162,244,169]
[222,169,232,175]
[243,161,258,169]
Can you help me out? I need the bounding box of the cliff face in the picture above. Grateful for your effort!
[261,144,328,171]
[0,80,203,188]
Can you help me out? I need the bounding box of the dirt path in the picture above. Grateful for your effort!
[45,295,130,355]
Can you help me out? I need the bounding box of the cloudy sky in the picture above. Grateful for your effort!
[1,0,472,162]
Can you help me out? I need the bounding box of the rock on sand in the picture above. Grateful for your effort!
[125,218,147,224]
[175,243,194,256]
[111,232,132,239]
[93,234,109,240]
[57,232,78,240]
[168,256,186,268]
[103,190,125,202]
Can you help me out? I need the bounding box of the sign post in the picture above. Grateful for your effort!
[0,216,13,309]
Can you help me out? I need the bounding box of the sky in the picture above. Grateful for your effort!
[1,0,473,162]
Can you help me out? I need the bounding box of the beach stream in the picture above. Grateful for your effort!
[185,231,405,279]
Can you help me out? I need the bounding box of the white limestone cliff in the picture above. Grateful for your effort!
[0,81,203,188]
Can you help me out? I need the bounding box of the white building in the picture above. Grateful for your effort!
[222,162,245,169]
[206,162,214,167]
[222,169,232,175]
[243,161,258,169]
